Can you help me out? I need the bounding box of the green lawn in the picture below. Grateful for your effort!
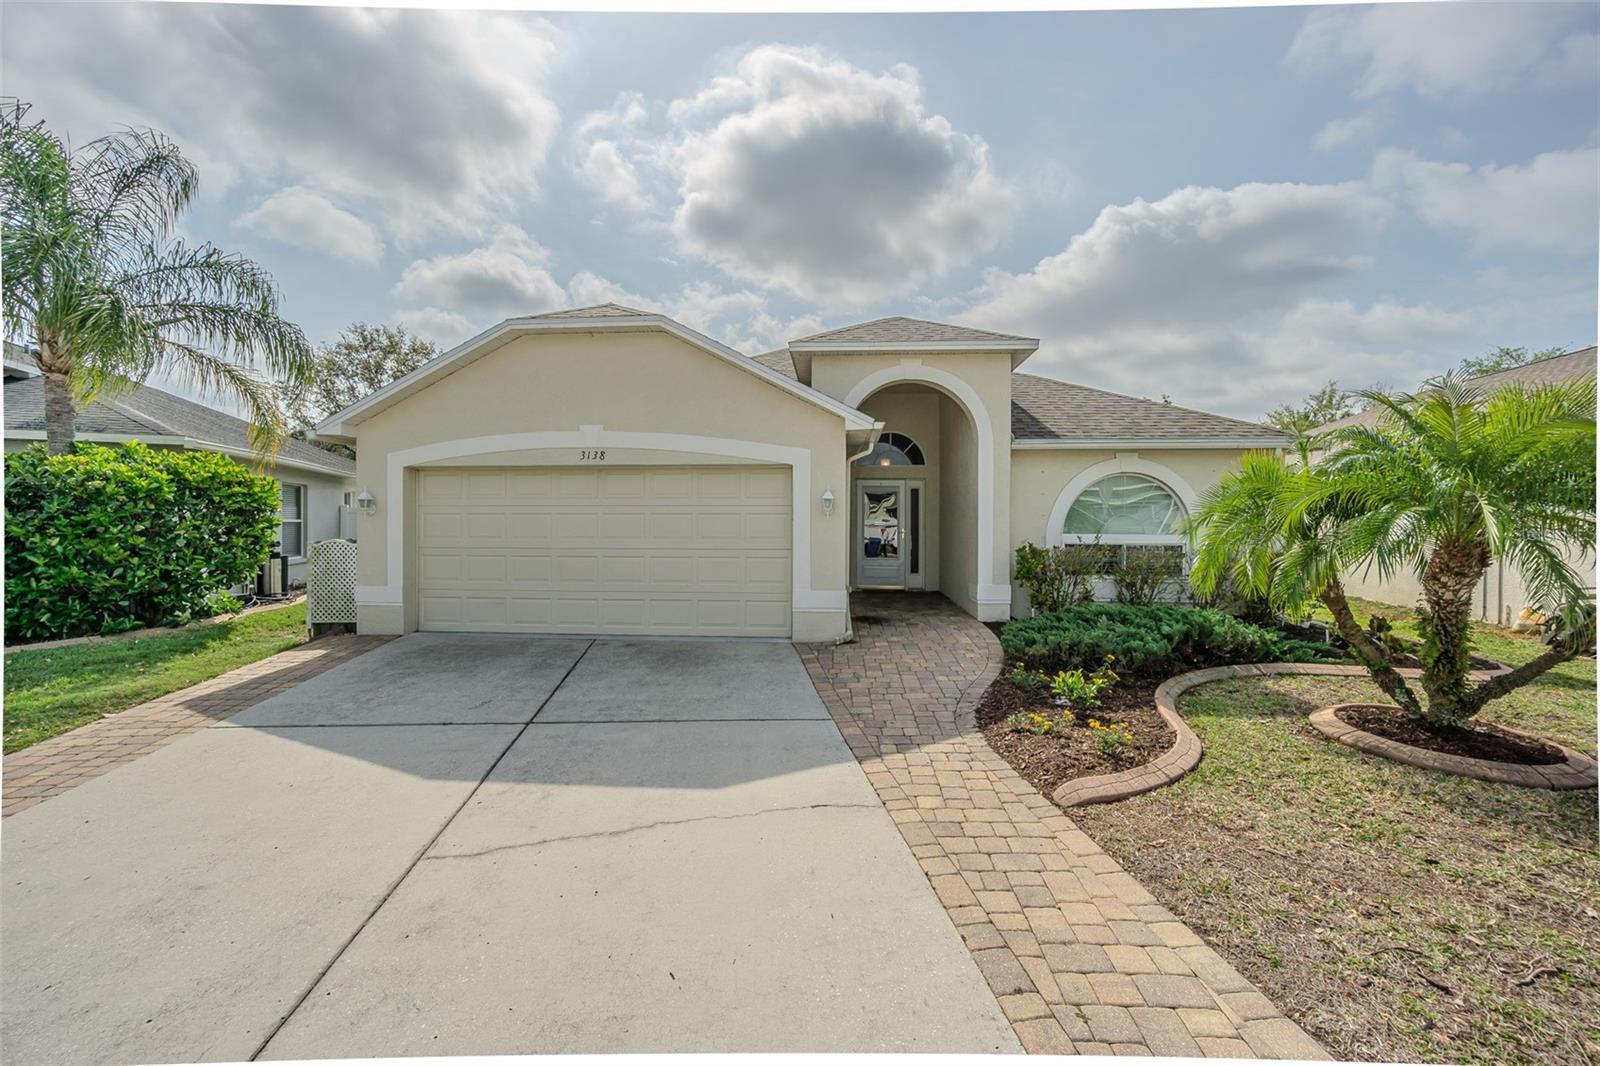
[3,602,309,754]
[1073,599,1598,1065]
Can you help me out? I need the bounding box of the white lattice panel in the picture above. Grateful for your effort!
[307,539,358,625]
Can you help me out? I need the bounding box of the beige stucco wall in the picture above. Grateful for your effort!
[346,329,853,640]
[939,392,980,614]
[810,351,1014,620]
[1007,446,1258,617]
[1343,544,1595,625]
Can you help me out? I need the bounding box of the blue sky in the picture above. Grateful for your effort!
[3,2,1596,418]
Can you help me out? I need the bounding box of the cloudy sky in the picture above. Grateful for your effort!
[3,2,1596,419]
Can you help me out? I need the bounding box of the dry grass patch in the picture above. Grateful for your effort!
[1072,604,1597,1064]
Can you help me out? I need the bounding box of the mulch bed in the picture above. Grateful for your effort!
[1335,705,1564,765]
[976,675,1172,797]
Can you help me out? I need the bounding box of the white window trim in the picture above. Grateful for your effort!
[1045,457,1200,549]
[279,481,307,562]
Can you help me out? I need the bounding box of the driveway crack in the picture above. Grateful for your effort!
[422,802,881,861]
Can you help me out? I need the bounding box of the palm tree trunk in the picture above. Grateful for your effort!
[40,365,77,455]
[1417,540,1490,727]
[1319,578,1424,717]
[1463,644,1576,715]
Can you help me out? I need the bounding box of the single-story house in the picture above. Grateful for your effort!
[313,304,1285,641]
[1313,345,1597,625]
[3,344,356,586]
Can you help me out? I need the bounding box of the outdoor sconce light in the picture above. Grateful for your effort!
[355,488,377,515]
[821,489,835,517]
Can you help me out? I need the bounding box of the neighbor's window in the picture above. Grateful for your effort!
[854,431,925,467]
[279,482,306,559]
[1061,473,1186,572]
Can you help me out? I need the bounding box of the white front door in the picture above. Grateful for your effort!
[857,480,907,588]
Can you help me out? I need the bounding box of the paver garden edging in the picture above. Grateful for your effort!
[1309,703,1599,789]
[1044,658,1565,807]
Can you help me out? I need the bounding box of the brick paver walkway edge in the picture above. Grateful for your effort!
[797,593,1330,1059]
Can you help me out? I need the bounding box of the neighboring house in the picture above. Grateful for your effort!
[1313,346,1598,625]
[3,343,356,586]
[314,304,1285,640]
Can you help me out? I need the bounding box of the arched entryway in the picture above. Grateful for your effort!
[843,366,1002,617]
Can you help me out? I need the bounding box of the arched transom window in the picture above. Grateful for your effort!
[1062,473,1186,570]
[855,431,925,467]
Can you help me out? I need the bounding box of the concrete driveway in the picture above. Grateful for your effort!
[1,634,1018,1062]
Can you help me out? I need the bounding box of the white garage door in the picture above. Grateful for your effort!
[416,465,792,637]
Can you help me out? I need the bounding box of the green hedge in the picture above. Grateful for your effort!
[4,442,281,641]
[1000,603,1343,679]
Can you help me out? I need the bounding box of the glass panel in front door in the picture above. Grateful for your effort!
[859,482,906,587]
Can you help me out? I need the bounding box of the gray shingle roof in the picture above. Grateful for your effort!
[752,350,798,378]
[791,316,1037,347]
[1012,373,1287,443]
[1313,346,1597,433]
[743,352,1286,444]
[526,303,649,319]
[4,376,355,475]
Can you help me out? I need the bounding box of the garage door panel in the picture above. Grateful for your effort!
[418,466,791,637]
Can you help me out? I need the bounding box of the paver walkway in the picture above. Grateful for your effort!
[797,593,1329,1059]
[2,634,391,817]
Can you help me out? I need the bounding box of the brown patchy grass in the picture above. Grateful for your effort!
[1072,599,1599,1065]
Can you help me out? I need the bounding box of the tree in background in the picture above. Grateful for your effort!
[0,100,312,454]
[1452,345,1567,379]
[287,323,439,457]
[1263,379,1363,435]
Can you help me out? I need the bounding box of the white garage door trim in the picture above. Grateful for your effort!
[417,465,792,636]
[360,431,840,617]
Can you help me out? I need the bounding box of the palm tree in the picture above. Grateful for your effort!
[1190,377,1595,729]
[1,101,312,454]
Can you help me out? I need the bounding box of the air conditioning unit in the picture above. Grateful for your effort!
[306,538,358,632]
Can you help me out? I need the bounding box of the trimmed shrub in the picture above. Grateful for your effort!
[1000,602,1343,679]
[5,442,281,641]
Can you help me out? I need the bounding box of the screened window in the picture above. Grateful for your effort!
[279,483,306,559]
[1061,474,1186,573]
[855,431,925,467]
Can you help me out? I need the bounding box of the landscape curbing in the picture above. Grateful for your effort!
[1045,658,1591,807]
[1309,703,1599,789]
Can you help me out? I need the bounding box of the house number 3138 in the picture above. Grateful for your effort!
[579,449,607,461]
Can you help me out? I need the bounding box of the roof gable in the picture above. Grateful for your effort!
[789,316,1038,353]
[316,309,876,439]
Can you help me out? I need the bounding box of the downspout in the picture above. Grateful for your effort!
[835,422,887,645]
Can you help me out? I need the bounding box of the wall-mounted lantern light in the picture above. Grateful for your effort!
[355,487,377,515]
[821,489,835,517]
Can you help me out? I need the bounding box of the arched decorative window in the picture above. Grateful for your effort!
[1061,473,1187,572]
[855,431,925,467]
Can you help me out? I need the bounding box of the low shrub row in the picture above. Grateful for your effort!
[1000,602,1343,679]
[4,442,281,641]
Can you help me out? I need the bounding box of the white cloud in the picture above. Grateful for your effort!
[577,141,652,214]
[949,180,1473,416]
[571,93,658,214]
[394,307,478,348]
[582,45,1016,306]
[1374,146,1600,254]
[392,226,567,325]
[1312,112,1378,153]
[2,5,561,242]
[1288,4,1593,98]
[233,187,383,266]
